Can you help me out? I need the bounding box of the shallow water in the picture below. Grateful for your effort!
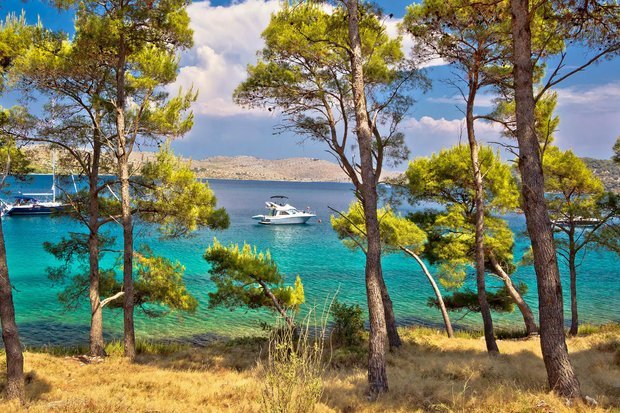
[2,175,619,346]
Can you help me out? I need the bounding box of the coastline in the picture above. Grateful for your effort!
[23,146,400,183]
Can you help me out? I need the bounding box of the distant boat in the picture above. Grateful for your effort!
[2,152,67,216]
[4,195,65,216]
[552,217,601,228]
[252,196,316,225]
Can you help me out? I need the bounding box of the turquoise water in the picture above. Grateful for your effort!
[2,175,619,346]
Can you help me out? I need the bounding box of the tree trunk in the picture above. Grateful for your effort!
[0,220,24,402]
[465,79,499,354]
[402,247,454,338]
[489,253,538,336]
[510,0,581,398]
[115,36,136,361]
[118,151,135,360]
[379,267,401,349]
[88,137,105,357]
[345,0,389,397]
[568,232,578,336]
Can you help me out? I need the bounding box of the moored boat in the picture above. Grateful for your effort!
[4,194,65,216]
[252,196,316,225]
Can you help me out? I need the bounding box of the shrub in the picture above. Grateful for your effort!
[331,300,365,347]
[260,309,328,413]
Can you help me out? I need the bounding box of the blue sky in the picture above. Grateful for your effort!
[2,0,619,166]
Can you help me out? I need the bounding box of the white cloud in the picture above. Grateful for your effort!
[384,18,446,69]
[171,1,446,118]
[172,0,281,117]
[553,81,620,157]
[555,81,620,113]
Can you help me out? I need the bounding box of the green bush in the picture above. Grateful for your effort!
[331,300,365,347]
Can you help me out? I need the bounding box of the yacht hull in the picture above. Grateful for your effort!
[6,205,65,216]
[257,215,313,225]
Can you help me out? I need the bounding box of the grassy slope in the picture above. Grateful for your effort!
[1,325,619,412]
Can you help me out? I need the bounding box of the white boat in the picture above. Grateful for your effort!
[4,194,65,216]
[252,196,316,225]
[2,152,66,216]
[552,217,601,228]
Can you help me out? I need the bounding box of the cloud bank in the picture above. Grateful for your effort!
[172,0,280,117]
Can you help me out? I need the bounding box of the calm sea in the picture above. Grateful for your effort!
[2,175,618,346]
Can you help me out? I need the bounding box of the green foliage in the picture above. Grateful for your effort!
[330,300,365,347]
[0,136,32,182]
[204,239,305,315]
[403,0,514,84]
[0,12,39,90]
[125,248,198,315]
[138,143,229,237]
[543,145,619,263]
[406,145,520,289]
[234,2,422,170]
[429,283,528,314]
[331,201,426,255]
[544,146,604,201]
[406,145,519,213]
[44,232,197,316]
[614,137,620,164]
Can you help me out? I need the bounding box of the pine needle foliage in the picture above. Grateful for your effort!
[204,239,305,317]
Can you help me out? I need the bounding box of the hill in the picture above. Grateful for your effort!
[582,157,620,193]
[24,145,399,183]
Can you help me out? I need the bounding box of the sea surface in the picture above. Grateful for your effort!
[2,175,619,347]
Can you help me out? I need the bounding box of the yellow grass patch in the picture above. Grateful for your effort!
[1,325,619,412]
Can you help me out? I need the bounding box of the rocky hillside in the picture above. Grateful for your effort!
[582,157,620,194]
[23,145,360,182]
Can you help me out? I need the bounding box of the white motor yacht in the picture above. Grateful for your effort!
[252,196,316,225]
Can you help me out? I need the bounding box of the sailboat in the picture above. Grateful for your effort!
[3,153,66,216]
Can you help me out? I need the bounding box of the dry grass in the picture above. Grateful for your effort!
[1,324,619,412]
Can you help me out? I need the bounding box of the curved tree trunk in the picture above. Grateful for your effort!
[510,0,581,398]
[465,76,499,354]
[379,267,402,349]
[345,0,389,397]
[0,220,24,402]
[489,253,538,336]
[402,247,454,338]
[88,137,105,357]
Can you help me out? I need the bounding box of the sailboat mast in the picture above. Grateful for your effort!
[51,150,56,203]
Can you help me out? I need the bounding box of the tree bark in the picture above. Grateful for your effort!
[489,253,538,336]
[118,148,135,360]
[88,136,105,357]
[402,247,454,338]
[115,35,136,361]
[510,0,581,398]
[465,77,499,354]
[568,231,578,336]
[345,0,389,397]
[379,267,401,348]
[0,220,24,402]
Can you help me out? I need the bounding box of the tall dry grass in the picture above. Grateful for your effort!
[260,308,329,413]
[0,324,618,412]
